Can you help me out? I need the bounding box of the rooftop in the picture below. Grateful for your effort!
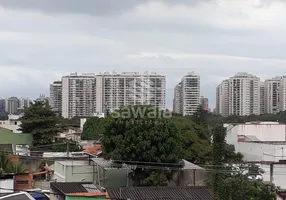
[107,186,213,200]
[56,160,89,166]
[83,144,102,156]
[50,182,104,196]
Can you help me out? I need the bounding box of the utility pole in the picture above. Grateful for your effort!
[67,140,70,157]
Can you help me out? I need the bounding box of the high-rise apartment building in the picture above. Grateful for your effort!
[216,80,229,117]
[279,76,286,112]
[259,82,265,115]
[0,99,5,114]
[228,73,260,116]
[61,73,96,118]
[200,96,209,111]
[216,73,260,116]
[19,98,31,109]
[173,72,200,116]
[173,83,182,114]
[97,72,166,113]
[264,77,281,114]
[59,71,166,118]
[5,97,20,114]
[50,81,62,115]
[35,94,49,104]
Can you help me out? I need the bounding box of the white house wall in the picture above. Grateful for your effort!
[226,124,286,142]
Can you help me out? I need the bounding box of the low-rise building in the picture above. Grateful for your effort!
[53,158,206,188]
[0,114,22,133]
[0,128,32,155]
[225,122,286,189]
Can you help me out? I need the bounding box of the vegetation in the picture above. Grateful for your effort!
[211,123,276,200]
[60,104,281,197]
[19,101,61,146]
[102,105,183,186]
[82,117,108,140]
[0,151,28,176]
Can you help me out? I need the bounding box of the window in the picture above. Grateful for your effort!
[16,180,29,185]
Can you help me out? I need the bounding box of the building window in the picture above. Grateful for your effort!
[16,180,29,185]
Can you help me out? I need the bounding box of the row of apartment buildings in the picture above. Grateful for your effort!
[0,95,49,115]
[50,72,166,118]
[216,72,286,117]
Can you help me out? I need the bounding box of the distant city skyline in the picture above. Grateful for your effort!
[5,71,286,112]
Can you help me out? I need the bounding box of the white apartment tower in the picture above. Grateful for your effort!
[61,73,96,118]
[279,76,286,111]
[259,81,265,115]
[50,81,62,115]
[173,72,200,116]
[216,80,229,117]
[216,73,260,116]
[228,73,260,116]
[58,71,166,118]
[265,77,281,114]
[97,71,166,113]
[173,83,182,114]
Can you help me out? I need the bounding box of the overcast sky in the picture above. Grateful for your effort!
[1,0,286,109]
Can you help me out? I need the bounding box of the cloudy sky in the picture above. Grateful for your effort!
[0,0,286,108]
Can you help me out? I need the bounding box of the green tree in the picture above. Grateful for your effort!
[218,174,276,200]
[102,105,183,186]
[19,101,60,146]
[211,123,274,200]
[82,117,108,140]
[212,123,226,200]
[172,116,212,164]
[0,151,28,176]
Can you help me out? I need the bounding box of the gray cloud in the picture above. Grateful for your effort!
[0,0,286,108]
[0,0,149,16]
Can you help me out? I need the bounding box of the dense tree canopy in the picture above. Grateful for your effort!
[82,117,108,140]
[102,105,183,186]
[19,101,60,146]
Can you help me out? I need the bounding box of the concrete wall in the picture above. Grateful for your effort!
[54,161,96,182]
[170,169,208,187]
[226,124,286,143]
[14,173,34,191]
[0,179,14,193]
[0,120,21,133]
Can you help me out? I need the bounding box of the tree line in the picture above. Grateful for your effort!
[18,103,277,199]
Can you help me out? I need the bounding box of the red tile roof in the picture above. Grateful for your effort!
[83,144,102,155]
[66,192,106,197]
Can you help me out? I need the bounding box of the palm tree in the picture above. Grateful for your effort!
[0,151,28,176]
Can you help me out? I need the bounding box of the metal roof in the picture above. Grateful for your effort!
[182,160,204,170]
[50,182,103,195]
[107,186,213,200]
[82,184,102,193]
